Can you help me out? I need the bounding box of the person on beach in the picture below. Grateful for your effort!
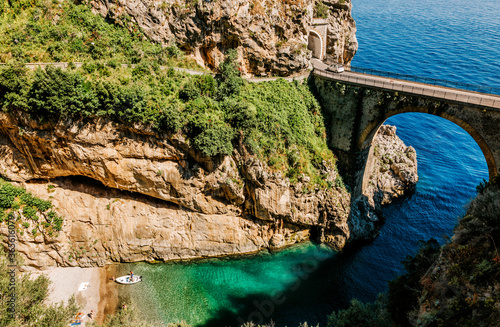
[88,310,94,319]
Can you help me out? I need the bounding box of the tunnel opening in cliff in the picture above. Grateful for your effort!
[308,30,323,59]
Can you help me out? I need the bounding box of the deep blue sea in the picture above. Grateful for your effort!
[124,0,497,325]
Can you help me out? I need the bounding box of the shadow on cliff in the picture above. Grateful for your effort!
[34,175,185,210]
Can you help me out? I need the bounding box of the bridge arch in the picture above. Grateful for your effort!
[312,70,500,197]
[308,30,323,60]
[360,107,496,194]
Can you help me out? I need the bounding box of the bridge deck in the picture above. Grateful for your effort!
[312,59,500,110]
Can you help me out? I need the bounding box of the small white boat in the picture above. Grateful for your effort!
[115,275,142,285]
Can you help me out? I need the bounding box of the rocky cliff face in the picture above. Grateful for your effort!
[366,125,418,206]
[0,112,352,268]
[412,183,500,326]
[87,0,357,76]
[323,0,358,65]
[0,111,416,268]
[348,125,418,242]
[0,110,415,268]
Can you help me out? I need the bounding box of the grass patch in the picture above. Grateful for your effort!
[0,0,200,69]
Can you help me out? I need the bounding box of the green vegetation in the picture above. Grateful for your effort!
[387,239,441,326]
[414,181,500,326]
[314,1,329,19]
[0,178,64,234]
[87,305,160,327]
[240,78,336,186]
[0,51,337,187]
[0,0,198,68]
[327,179,500,327]
[326,240,440,327]
[90,306,314,327]
[327,295,392,327]
[0,251,79,326]
[0,0,338,188]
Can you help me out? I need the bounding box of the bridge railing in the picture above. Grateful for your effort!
[313,69,500,109]
[346,66,500,96]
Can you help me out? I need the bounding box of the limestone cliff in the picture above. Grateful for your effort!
[348,125,418,242]
[0,112,351,268]
[87,0,357,76]
[0,110,416,268]
[366,125,418,206]
[322,0,358,65]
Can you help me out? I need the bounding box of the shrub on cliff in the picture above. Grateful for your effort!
[387,239,440,326]
[0,179,64,234]
[88,305,160,327]
[188,107,234,157]
[330,182,500,327]
[28,66,99,119]
[216,49,244,99]
[0,63,29,111]
[412,183,500,326]
[0,60,337,186]
[327,295,392,327]
[240,79,336,186]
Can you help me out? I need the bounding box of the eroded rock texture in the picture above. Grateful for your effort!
[0,113,352,268]
[367,125,418,205]
[0,110,415,268]
[87,0,357,76]
[323,0,358,64]
[348,125,418,242]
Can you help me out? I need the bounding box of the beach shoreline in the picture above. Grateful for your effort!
[99,264,120,323]
[32,265,119,325]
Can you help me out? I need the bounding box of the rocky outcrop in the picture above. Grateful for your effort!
[0,112,351,268]
[87,0,357,76]
[323,0,358,64]
[366,125,418,206]
[413,183,500,326]
[348,125,418,241]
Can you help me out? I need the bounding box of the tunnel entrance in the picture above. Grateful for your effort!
[307,30,323,59]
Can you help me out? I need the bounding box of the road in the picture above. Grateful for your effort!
[311,58,500,109]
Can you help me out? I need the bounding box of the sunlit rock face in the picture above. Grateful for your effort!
[348,125,418,243]
[89,0,357,76]
[0,108,414,268]
[0,112,352,268]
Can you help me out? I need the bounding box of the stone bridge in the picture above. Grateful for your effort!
[311,62,500,196]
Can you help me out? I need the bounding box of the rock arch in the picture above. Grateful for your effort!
[308,30,323,59]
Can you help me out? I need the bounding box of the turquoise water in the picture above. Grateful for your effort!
[116,243,338,326]
[123,0,497,325]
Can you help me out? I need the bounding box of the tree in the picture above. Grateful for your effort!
[216,49,244,99]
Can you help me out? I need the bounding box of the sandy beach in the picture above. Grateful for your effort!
[32,265,119,326]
